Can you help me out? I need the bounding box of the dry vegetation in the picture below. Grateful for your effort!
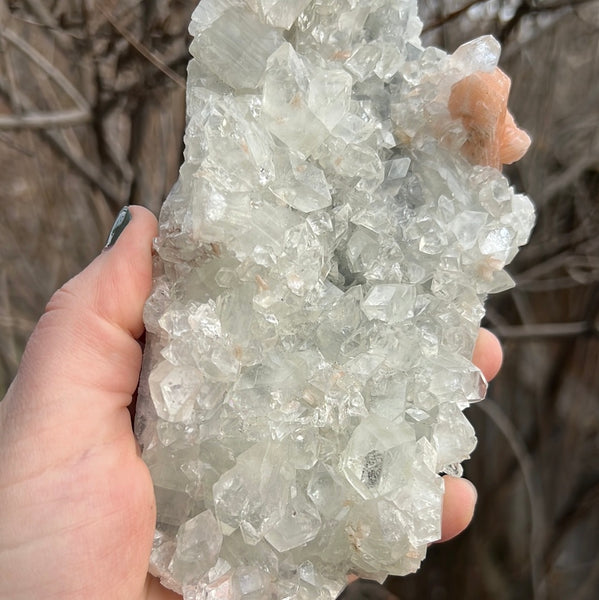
[1,1,598,599]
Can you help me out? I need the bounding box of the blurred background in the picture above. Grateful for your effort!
[1,1,597,599]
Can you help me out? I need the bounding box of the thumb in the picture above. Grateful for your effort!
[2,206,157,460]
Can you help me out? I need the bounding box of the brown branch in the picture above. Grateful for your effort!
[491,321,592,340]
[543,152,599,201]
[573,553,599,600]
[544,480,599,569]
[499,0,598,42]
[22,0,72,49]
[23,0,56,28]
[533,0,599,9]
[423,0,488,33]
[0,131,34,156]
[0,109,91,130]
[0,75,126,208]
[0,314,36,333]
[97,5,186,90]
[499,1,532,44]
[0,27,89,111]
[516,278,598,292]
[0,21,21,111]
[476,398,547,600]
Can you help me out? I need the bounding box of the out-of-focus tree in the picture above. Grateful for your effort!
[0,2,598,599]
[0,0,193,390]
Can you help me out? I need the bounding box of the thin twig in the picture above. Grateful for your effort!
[545,481,599,574]
[0,22,21,111]
[476,399,547,600]
[0,131,34,156]
[491,321,591,340]
[0,271,22,379]
[1,27,89,111]
[0,109,91,130]
[0,74,125,207]
[23,0,56,28]
[543,152,599,201]
[516,277,598,292]
[499,0,598,42]
[517,235,599,283]
[97,4,186,90]
[22,0,72,49]
[0,314,37,333]
[533,0,598,9]
[573,558,599,600]
[423,0,487,33]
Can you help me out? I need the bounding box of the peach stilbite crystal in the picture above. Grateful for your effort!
[449,68,531,169]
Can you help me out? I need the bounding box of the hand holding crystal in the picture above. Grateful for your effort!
[0,206,501,600]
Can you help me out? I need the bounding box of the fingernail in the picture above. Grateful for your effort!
[104,206,131,249]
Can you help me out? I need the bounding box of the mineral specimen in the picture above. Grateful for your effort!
[135,1,535,598]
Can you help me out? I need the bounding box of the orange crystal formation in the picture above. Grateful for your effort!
[449,67,531,169]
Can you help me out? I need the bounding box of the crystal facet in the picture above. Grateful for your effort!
[135,1,535,598]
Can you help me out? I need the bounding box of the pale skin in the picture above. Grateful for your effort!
[0,67,523,599]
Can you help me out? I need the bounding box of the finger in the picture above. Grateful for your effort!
[2,206,157,465]
[438,476,477,543]
[472,328,503,382]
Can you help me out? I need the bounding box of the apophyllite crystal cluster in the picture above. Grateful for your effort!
[135,1,535,598]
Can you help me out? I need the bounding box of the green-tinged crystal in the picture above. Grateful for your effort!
[135,1,535,598]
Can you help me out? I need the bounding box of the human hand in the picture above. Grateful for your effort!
[0,207,177,600]
[0,207,501,600]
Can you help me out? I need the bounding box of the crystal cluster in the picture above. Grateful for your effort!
[135,1,535,598]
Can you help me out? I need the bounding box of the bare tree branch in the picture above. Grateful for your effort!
[491,321,593,339]
[0,74,125,207]
[22,0,72,49]
[97,4,186,90]
[422,0,487,33]
[500,0,599,42]
[1,27,89,111]
[543,153,599,201]
[476,398,547,600]
[0,109,91,130]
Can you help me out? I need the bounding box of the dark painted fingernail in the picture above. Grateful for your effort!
[104,206,131,249]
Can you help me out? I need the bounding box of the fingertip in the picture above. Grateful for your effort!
[473,328,503,382]
[439,476,477,543]
[125,205,158,236]
[94,206,158,337]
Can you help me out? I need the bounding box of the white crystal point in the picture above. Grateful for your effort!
[341,416,416,499]
[361,284,416,323]
[135,1,535,598]
[262,43,337,155]
[264,487,322,552]
[270,152,332,212]
[253,0,312,29]
[149,360,202,423]
[451,35,501,74]
[190,7,283,90]
[170,511,224,584]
